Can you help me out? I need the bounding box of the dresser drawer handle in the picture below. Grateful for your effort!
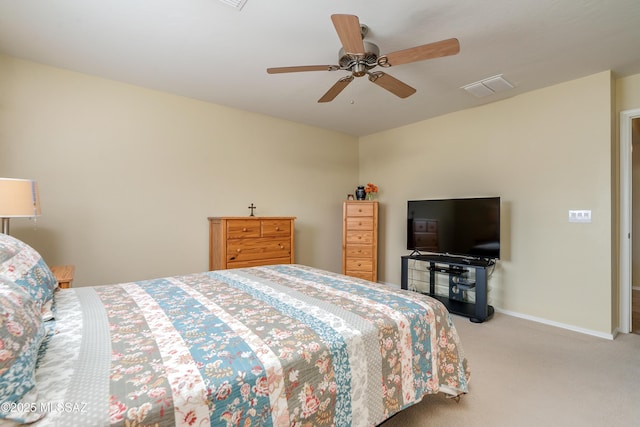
[236,249,242,253]
[275,226,280,231]
[242,227,248,232]
[279,244,284,249]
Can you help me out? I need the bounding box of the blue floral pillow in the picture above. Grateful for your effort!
[0,233,56,321]
[0,277,46,423]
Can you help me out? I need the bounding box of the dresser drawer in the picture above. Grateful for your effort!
[346,230,374,244]
[346,217,374,231]
[262,220,291,237]
[346,203,374,217]
[227,220,261,239]
[345,258,373,272]
[227,238,291,263]
[345,244,374,258]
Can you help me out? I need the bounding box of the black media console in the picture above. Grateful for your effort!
[400,254,495,323]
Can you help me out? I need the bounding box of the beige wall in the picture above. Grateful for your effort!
[616,73,640,112]
[360,71,615,334]
[0,55,359,286]
[3,52,638,336]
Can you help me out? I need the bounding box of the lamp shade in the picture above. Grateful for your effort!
[0,178,41,217]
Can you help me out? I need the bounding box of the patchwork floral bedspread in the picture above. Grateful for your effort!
[32,265,469,427]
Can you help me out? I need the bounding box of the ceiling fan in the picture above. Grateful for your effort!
[267,14,460,103]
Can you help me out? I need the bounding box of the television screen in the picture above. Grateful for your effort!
[407,197,500,259]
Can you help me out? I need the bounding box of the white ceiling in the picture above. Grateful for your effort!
[1,0,640,137]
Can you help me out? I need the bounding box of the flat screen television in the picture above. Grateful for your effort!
[407,197,500,260]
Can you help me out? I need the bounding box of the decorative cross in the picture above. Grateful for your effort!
[248,203,257,217]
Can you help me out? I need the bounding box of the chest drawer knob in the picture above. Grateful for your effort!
[236,249,242,253]
[275,226,280,231]
[242,227,248,232]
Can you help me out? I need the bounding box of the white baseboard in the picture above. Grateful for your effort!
[384,280,617,340]
[494,307,615,340]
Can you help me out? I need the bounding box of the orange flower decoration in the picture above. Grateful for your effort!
[365,183,378,194]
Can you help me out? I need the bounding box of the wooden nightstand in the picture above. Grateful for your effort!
[51,265,75,289]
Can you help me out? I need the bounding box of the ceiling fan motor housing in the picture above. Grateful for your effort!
[339,41,380,77]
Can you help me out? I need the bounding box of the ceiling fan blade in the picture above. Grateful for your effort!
[331,14,365,55]
[368,72,416,98]
[318,75,354,103]
[380,38,460,67]
[267,65,339,74]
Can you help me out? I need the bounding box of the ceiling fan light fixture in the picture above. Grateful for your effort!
[218,0,247,10]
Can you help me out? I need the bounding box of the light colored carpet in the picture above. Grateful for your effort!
[381,312,640,427]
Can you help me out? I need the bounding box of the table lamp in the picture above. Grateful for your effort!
[0,178,41,235]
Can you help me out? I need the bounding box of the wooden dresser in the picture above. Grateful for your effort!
[208,217,295,270]
[342,200,378,281]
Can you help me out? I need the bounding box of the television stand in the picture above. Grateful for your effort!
[401,254,495,323]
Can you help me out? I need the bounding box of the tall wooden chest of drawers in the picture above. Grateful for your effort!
[342,201,378,281]
[208,217,296,270]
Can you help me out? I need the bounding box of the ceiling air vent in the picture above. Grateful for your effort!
[218,0,247,10]
[462,74,514,98]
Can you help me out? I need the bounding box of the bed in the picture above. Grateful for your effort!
[0,233,470,426]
